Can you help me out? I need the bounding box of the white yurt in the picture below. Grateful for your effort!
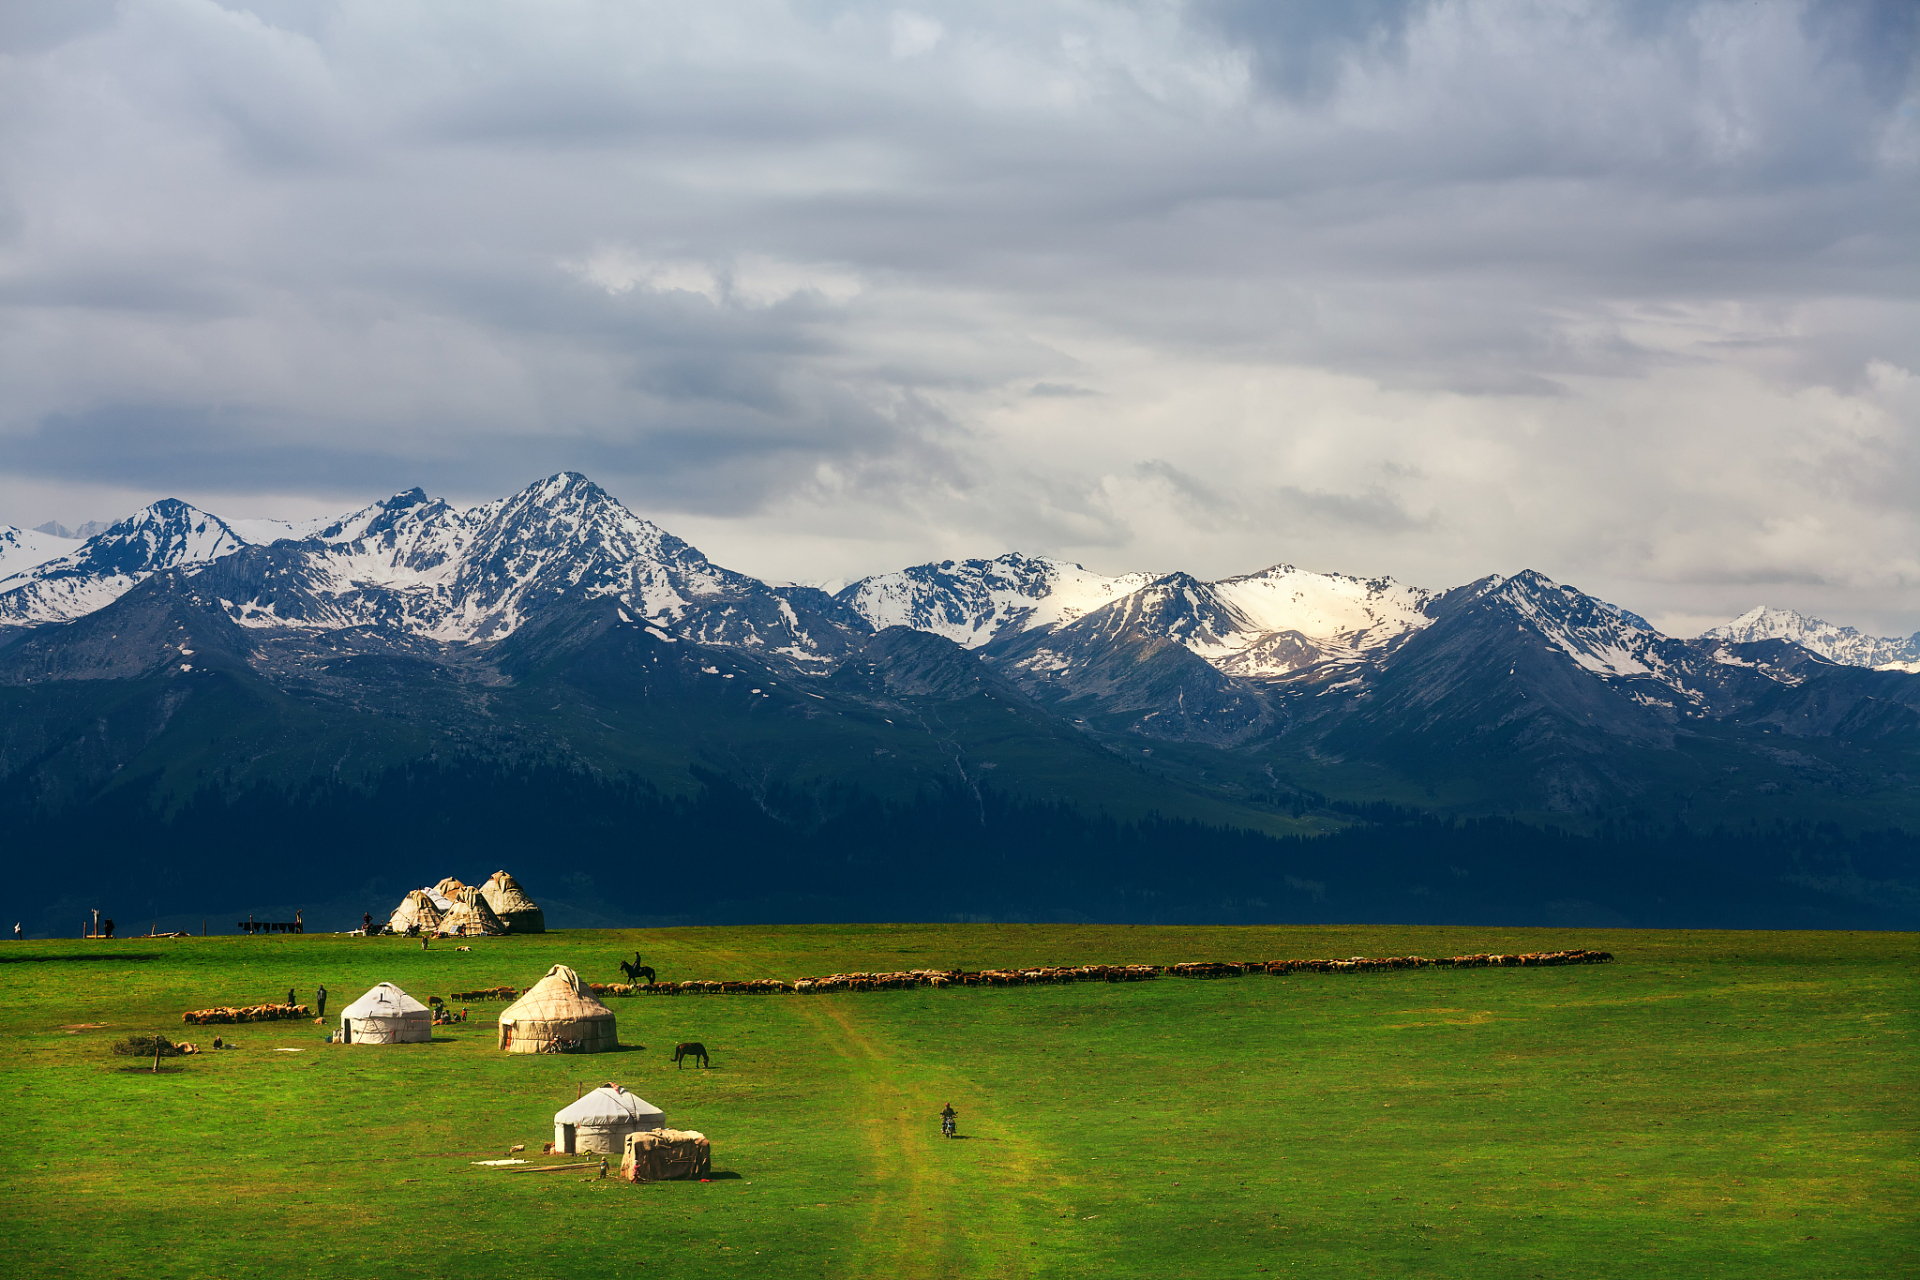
[339,982,432,1044]
[552,1083,666,1154]
[497,964,618,1054]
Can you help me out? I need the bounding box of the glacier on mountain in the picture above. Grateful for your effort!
[0,525,81,581]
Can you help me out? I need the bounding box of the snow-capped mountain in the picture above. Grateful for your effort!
[0,525,81,581]
[1701,606,1920,671]
[203,474,865,666]
[838,553,1157,649]
[0,501,249,628]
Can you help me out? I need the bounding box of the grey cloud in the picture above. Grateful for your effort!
[0,0,1914,631]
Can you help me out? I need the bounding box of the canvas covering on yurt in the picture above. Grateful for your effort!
[388,890,444,934]
[552,1084,665,1154]
[622,1129,711,1183]
[497,965,618,1054]
[480,870,546,934]
[436,886,506,937]
[340,982,432,1044]
[432,876,468,899]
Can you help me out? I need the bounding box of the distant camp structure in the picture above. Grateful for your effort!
[387,890,444,935]
[480,870,546,934]
[498,965,618,1054]
[373,872,545,937]
[437,886,506,938]
[622,1130,711,1183]
[553,1083,665,1154]
[338,982,431,1044]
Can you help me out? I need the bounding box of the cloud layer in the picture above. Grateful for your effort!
[1,0,1915,634]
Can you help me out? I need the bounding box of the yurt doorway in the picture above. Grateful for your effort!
[560,1124,577,1154]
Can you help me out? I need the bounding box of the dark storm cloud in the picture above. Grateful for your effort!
[0,0,1914,631]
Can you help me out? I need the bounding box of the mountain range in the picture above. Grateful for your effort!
[4,473,1916,933]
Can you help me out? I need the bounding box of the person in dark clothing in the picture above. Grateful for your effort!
[103,919,115,939]
[316,985,328,1018]
[362,912,374,934]
[940,1103,957,1138]
[287,987,296,1008]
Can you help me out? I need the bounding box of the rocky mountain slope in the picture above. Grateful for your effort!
[1702,605,1920,671]
[2,473,1915,837]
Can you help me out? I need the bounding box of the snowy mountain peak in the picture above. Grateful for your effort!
[0,500,249,628]
[838,552,1157,649]
[1700,606,1920,669]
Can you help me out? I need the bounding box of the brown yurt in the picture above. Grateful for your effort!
[622,1129,711,1183]
[498,965,618,1054]
[437,886,507,937]
[479,870,546,934]
[432,876,468,899]
[387,890,444,935]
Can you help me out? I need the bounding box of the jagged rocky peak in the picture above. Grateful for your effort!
[1701,605,1920,669]
[838,551,1157,648]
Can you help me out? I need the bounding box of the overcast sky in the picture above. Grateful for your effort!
[1,0,1915,636]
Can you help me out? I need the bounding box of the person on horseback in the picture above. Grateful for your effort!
[940,1102,957,1138]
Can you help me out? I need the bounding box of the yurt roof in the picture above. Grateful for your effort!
[433,876,468,898]
[341,982,430,1019]
[554,1084,663,1125]
[481,870,541,915]
[391,890,444,925]
[423,887,455,912]
[500,965,615,1024]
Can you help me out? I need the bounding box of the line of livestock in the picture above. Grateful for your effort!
[181,1001,313,1025]
[572,950,1612,997]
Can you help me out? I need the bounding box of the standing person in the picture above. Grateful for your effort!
[315,985,328,1018]
[362,912,374,934]
[103,918,115,939]
[287,987,296,1008]
[12,923,19,941]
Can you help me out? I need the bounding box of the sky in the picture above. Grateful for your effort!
[0,0,1915,637]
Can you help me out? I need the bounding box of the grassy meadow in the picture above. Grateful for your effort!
[0,923,1913,1279]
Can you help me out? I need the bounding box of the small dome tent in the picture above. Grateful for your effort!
[339,982,431,1044]
[498,965,618,1054]
[553,1084,665,1154]
[480,870,546,934]
[387,890,444,934]
[437,886,506,937]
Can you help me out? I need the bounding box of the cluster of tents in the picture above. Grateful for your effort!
[382,870,545,937]
[337,965,617,1053]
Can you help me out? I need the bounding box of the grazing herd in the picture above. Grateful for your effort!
[573,951,1612,999]
[181,1001,311,1025]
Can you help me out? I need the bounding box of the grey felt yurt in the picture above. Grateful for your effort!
[552,1083,665,1154]
[497,965,618,1054]
[339,982,431,1044]
[387,890,444,934]
[436,886,506,938]
[479,870,546,934]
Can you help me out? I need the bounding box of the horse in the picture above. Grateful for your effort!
[619,961,656,986]
[674,1042,710,1069]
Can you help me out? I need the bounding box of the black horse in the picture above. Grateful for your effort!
[619,960,656,986]
[674,1042,709,1069]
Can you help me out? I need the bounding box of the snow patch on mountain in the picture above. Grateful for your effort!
[1701,605,1920,669]
[0,526,81,581]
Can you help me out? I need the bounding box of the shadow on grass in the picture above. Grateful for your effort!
[112,1066,189,1074]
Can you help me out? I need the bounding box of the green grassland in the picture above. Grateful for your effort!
[2,925,1913,1279]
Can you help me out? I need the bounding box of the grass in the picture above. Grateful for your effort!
[1,924,1913,1278]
